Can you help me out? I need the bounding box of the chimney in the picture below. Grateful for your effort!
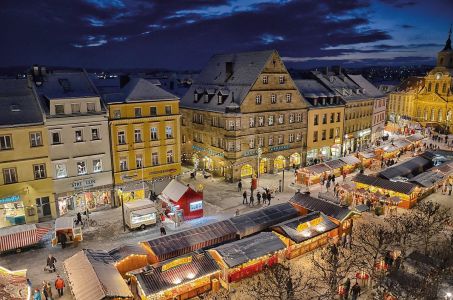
[225,62,233,77]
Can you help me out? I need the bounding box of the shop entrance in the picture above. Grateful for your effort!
[192,154,200,170]
[289,153,301,167]
[274,156,286,171]
[259,158,268,174]
[241,164,254,177]
[36,197,51,220]
[203,156,214,171]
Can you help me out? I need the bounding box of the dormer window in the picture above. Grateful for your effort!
[218,94,224,104]
[194,92,198,102]
[322,98,326,106]
[329,97,334,105]
[204,94,209,102]
[10,104,21,112]
[313,98,318,106]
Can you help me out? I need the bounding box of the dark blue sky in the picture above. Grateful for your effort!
[0,0,452,69]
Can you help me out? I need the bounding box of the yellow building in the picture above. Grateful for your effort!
[295,79,345,164]
[104,78,181,203]
[389,28,453,133]
[0,79,56,228]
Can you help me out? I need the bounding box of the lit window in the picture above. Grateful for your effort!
[279,75,285,84]
[278,114,284,124]
[91,128,100,140]
[289,134,294,143]
[249,117,255,128]
[165,126,173,139]
[30,132,42,147]
[33,164,46,179]
[75,130,83,142]
[268,136,274,146]
[268,115,274,126]
[262,76,268,84]
[249,138,255,149]
[255,95,262,104]
[286,93,292,102]
[271,94,276,104]
[258,116,264,127]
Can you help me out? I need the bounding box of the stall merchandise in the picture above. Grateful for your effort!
[209,232,286,286]
[0,224,50,253]
[123,200,157,230]
[0,266,29,300]
[159,180,203,221]
[64,249,133,300]
[132,251,220,300]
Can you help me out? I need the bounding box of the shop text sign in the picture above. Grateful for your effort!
[72,178,96,190]
[192,145,224,157]
[0,195,20,204]
[243,149,257,157]
[162,256,192,271]
[269,145,290,152]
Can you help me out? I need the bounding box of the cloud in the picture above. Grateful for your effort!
[380,0,419,8]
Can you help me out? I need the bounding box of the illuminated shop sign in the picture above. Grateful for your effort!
[192,145,224,157]
[190,201,203,212]
[243,149,257,157]
[269,145,290,152]
[162,256,193,272]
[0,195,20,205]
[72,178,96,190]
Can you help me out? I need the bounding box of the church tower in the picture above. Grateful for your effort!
[437,26,453,69]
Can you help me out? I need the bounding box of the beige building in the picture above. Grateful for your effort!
[180,50,308,181]
[32,67,113,216]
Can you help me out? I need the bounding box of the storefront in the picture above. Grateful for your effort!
[57,186,112,216]
[240,164,254,178]
[273,156,286,172]
[0,195,26,227]
[289,153,301,167]
[356,128,371,151]
[259,158,269,174]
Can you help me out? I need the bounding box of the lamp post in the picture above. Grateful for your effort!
[257,147,262,183]
[118,188,126,232]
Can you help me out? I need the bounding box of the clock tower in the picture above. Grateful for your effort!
[437,26,453,69]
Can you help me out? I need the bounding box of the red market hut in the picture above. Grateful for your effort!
[159,180,203,221]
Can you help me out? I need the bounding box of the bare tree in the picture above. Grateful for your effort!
[385,212,418,261]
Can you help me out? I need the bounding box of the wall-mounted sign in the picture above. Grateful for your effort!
[189,201,203,212]
[269,145,290,152]
[192,145,224,157]
[72,178,96,190]
[0,195,20,205]
[149,168,177,175]
[162,256,192,272]
[243,149,257,157]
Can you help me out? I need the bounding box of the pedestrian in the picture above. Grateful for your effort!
[54,275,65,297]
[249,193,254,206]
[42,281,52,300]
[341,234,346,247]
[332,174,336,183]
[267,193,271,206]
[344,278,351,300]
[237,180,242,192]
[58,232,67,249]
[33,288,42,300]
[46,254,57,273]
[449,184,452,196]
[75,212,82,225]
[346,234,352,249]
[326,180,331,191]
[350,282,361,300]
[256,192,261,205]
[242,191,247,204]
[160,226,166,236]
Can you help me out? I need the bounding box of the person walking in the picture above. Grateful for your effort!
[242,191,247,204]
[344,278,351,300]
[326,180,331,192]
[249,193,254,206]
[267,193,271,206]
[75,212,82,226]
[42,281,53,300]
[343,171,346,182]
[350,282,361,300]
[46,254,57,273]
[237,181,242,192]
[256,192,261,205]
[54,275,65,297]
[160,225,167,236]
[33,288,42,300]
[346,234,352,249]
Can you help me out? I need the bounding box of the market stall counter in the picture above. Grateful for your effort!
[0,266,29,300]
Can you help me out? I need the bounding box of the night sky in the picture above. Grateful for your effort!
[1,0,452,70]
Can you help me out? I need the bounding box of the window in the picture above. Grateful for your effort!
[3,168,17,184]
[227,141,235,152]
[435,83,439,93]
[165,126,173,139]
[427,82,432,92]
[286,93,292,103]
[258,116,264,127]
[249,138,255,149]
[55,164,67,178]
[113,110,121,118]
[296,113,302,122]
[268,115,274,126]
[329,128,334,139]
[271,94,277,104]
[134,129,142,143]
[278,135,283,144]
[322,114,327,124]
[71,103,80,114]
[165,106,172,115]
[330,113,335,123]
[296,133,301,142]
[77,161,87,175]
[135,155,143,168]
[150,127,158,141]
[32,164,46,180]
[91,128,100,140]
[51,132,61,144]
[279,75,285,84]
[93,159,102,172]
[0,135,12,150]
[152,152,159,166]
[289,134,294,143]
[314,115,318,126]
[268,136,274,146]
[256,95,262,104]
[322,130,326,140]
[313,131,318,142]
[150,106,157,116]
[166,150,174,163]
[249,117,255,128]
[278,114,284,124]
[120,158,128,171]
[55,104,65,115]
[75,130,83,142]
[134,107,142,117]
[336,112,341,122]
[289,114,294,124]
[263,75,268,84]
[335,128,340,138]
[118,131,126,145]
[258,137,264,147]
[30,132,42,147]
[87,102,96,112]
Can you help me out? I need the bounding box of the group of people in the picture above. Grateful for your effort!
[320,173,336,191]
[241,189,273,206]
[32,256,66,300]
[342,278,362,300]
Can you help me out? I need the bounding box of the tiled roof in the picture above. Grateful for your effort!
[294,79,338,99]
[289,193,355,221]
[347,74,385,98]
[212,232,286,268]
[0,78,43,127]
[229,203,299,238]
[352,174,417,195]
[135,251,219,296]
[145,220,237,261]
[378,156,432,180]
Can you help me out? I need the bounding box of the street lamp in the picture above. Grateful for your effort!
[118,188,126,232]
[257,147,262,182]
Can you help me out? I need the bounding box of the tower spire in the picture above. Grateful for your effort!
[443,25,452,51]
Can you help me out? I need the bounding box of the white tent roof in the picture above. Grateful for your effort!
[161,179,189,201]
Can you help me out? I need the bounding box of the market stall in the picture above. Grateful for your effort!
[409,169,447,198]
[109,244,150,276]
[123,200,157,230]
[406,133,424,148]
[159,180,203,221]
[324,159,346,177]
[296,163,331,185]
[0,224,50,253]
[0,266,29,300]
[131,251,220,300]
[339,155,361,174]
[51,217,83,247]
[64,249,133,300]
[352,174,420,209]
[378,156,432,180]
[358,151,377,168]
[393,139,412,152]
[209,232,286,287]
[376,145,400,160]
[271,212,338,259]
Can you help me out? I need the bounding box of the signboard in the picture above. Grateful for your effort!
[192,145,224,157]
[0,195,20,205]
[72,178,96,190]
[296,217,322,232]
[243,149,257,157]
[162,256,192,272]
[269,145,290,152]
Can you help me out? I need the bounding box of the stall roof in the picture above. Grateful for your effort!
[55,217,75,229]
[354,204,370,213]
[340,155,361,165]
[353,174,417,195]
[212,232,286,268]
[271,212,338,244]
[433,161,453,175]
[289,193,356,222]
[229,203,299,238]
[378,156,432,180]
[123,199,154,210]
[409,170,445,188]
[379,145,399,152]
[161,179,189,201]
[0,224,37,237]
[135,251,219,296]
[304,163,331,175]
[393,139,411,148]
[144,220,237,261]
[109,244,148,262]
[64,249,133,300]
[359,151,376,159]
[406,133,424,142]
[324,159,346,170]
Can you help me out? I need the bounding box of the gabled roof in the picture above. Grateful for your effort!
[289,193,355,222]
[0,78,43,127]
[161,179,189,202]
[352,173,417,195]
[104,78,178,104]
[312,71,365,101]
[294,79,338,99]
[109,244,148,262]
[347,74,385,98]
[378,156,432,180]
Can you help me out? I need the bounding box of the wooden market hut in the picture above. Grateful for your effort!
[209,232,286,288]
[141,220,237,263]
[405,133,424,147]
[324,159,346,177]
[393,139,412,151]
[357,151,376,167]
[375,145,400,160]
[109,244,150,276]
[159,179,204,221]
[339,155,361,174]
[352,174,420,209]
[64,249,133,300]
[297,163,331,185]
[271,211,339,259]
[378,156,432,180]
[131,251,221,300]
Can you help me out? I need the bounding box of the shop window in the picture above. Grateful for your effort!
[268,115,274,126]
[75,129,83,142]
[255,94,262,104]
[249,117,255,128]
[262,75,268,84]
[134,129,142,143]
[322,130,326,140]
[120,159,128,171]
[165,106,172,115]
[134,107,142,117]
[271,94,276,104]
[51,132,61,144]
[77,161,87,175]
[286,93,292,103]
[118,131,126,144]
[71,103,80,114]
[150,128,158,141]
[150,106,157,116]
[113,110,121,118]
[30,132,42,147]
[55,164,67,178]
[0,135,12,150]
[152,152,159,166]
[165,126,173,139]
[166,150,174,164]
[3,168,17,184]
[135,155,143,168]
[93,159,102,172]
[33,164,46,180]
[55,104,65,115]
[91,128,100,140]
[87,102,96,112]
